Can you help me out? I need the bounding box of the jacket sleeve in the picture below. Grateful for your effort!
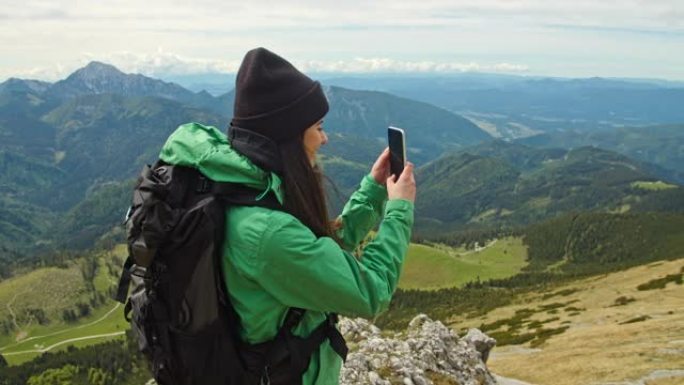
[252,199,413,318]
[335,174,388,251]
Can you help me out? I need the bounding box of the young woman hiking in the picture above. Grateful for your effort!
[159,47,415,385]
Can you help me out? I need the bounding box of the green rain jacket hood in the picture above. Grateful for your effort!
[159,122,285,204]
[159,122,414,385]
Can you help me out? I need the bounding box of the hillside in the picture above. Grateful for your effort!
[377,211,684,330]
[414,141,684,231]
[468,258,684,385]
[0,249,126,365]
[323,86,490,164]
[519,124,684,184]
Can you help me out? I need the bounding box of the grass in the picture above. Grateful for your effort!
[1,301,128,365]
[631,181,678,191]
[0,246,127,365]
[399,237,528,290]
[476,257,684,385]
[0,265,87,345]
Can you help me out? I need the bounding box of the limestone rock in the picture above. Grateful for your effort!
[340,314,498,385]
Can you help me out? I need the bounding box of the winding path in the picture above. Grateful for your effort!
[2,331,125,356]
[0,303,121,352]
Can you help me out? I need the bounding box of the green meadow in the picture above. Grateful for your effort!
[0,303,127,365]
[399,237,528,290]
[0,249,128,365]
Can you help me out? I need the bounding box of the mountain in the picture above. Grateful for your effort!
[0,78,51,95]
[40,62,228,115]
[0,63,493,258]
[326,75,684,139]
[213,85,491,165]
[1,62,682,263]
[414,141,684,232]
[41,93,225,210]
[323,86,491,164]
[518,124,684,183]
[48,62,188,99]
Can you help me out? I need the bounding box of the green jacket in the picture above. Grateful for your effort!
[159,122,414,385]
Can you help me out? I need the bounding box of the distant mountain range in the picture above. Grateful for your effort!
[1,62,683,263]
[518,124,684,183]
[415,141,683,234]
[322,75,684,139]
[0,62,489,258]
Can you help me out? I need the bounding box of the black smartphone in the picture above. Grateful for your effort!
[388,126,406,178]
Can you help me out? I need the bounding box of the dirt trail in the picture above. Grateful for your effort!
[2,331,125,356]
[590,369,684,385]
[494,374,537,385]
[456,239,498,256]
[0,303,120,351]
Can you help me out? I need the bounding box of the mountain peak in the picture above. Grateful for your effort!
[0,77,52,94]
[52,61,182,99]
[68,61,126,82]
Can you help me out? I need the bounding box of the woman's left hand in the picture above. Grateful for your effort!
[370,147,391,186]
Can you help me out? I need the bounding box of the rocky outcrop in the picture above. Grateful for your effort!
[340,314,497,385]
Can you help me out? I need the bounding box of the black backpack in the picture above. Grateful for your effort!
[114,160,348,385]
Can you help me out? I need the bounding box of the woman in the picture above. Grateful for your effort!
[160,47,415,385]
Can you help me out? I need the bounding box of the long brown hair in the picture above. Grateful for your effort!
[278,135,339,241]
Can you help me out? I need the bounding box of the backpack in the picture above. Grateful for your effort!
[114,160,348,385]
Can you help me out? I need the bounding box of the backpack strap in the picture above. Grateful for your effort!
[324,313,349,361]
[263,309,348,371]
[114,255,135,304]
[285,312,348,363]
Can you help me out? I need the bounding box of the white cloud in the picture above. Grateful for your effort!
[1,1,683,81]
[81,49,242,76]
[3,1,683,31]
[298,58,529,74]
[0,52,529,81]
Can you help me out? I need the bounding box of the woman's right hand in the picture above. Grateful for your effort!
[386,162,416,203]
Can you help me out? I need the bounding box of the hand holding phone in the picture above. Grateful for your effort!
[388,126,406,178]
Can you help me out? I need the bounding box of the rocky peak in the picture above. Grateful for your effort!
[48,61,192,102]
[67,61,126,83]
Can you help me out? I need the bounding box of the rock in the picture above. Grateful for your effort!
[340,314,498,385]
[147,314,497,385]
[463,328,497,363]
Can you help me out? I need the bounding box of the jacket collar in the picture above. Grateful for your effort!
[228,124,284,175]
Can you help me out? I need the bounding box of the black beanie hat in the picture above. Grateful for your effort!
[231,47,329,142]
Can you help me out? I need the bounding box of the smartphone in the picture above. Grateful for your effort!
[388,126,406,178]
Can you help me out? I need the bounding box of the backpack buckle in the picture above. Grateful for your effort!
[196,175,211,193]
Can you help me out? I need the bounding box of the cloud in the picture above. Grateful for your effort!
[1,51,529,81]
[3,1,683,31]
[1,1,682,81]
[298,58,529,74]
[81,50,242,76]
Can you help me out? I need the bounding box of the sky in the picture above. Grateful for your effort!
[1,0,684,82]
